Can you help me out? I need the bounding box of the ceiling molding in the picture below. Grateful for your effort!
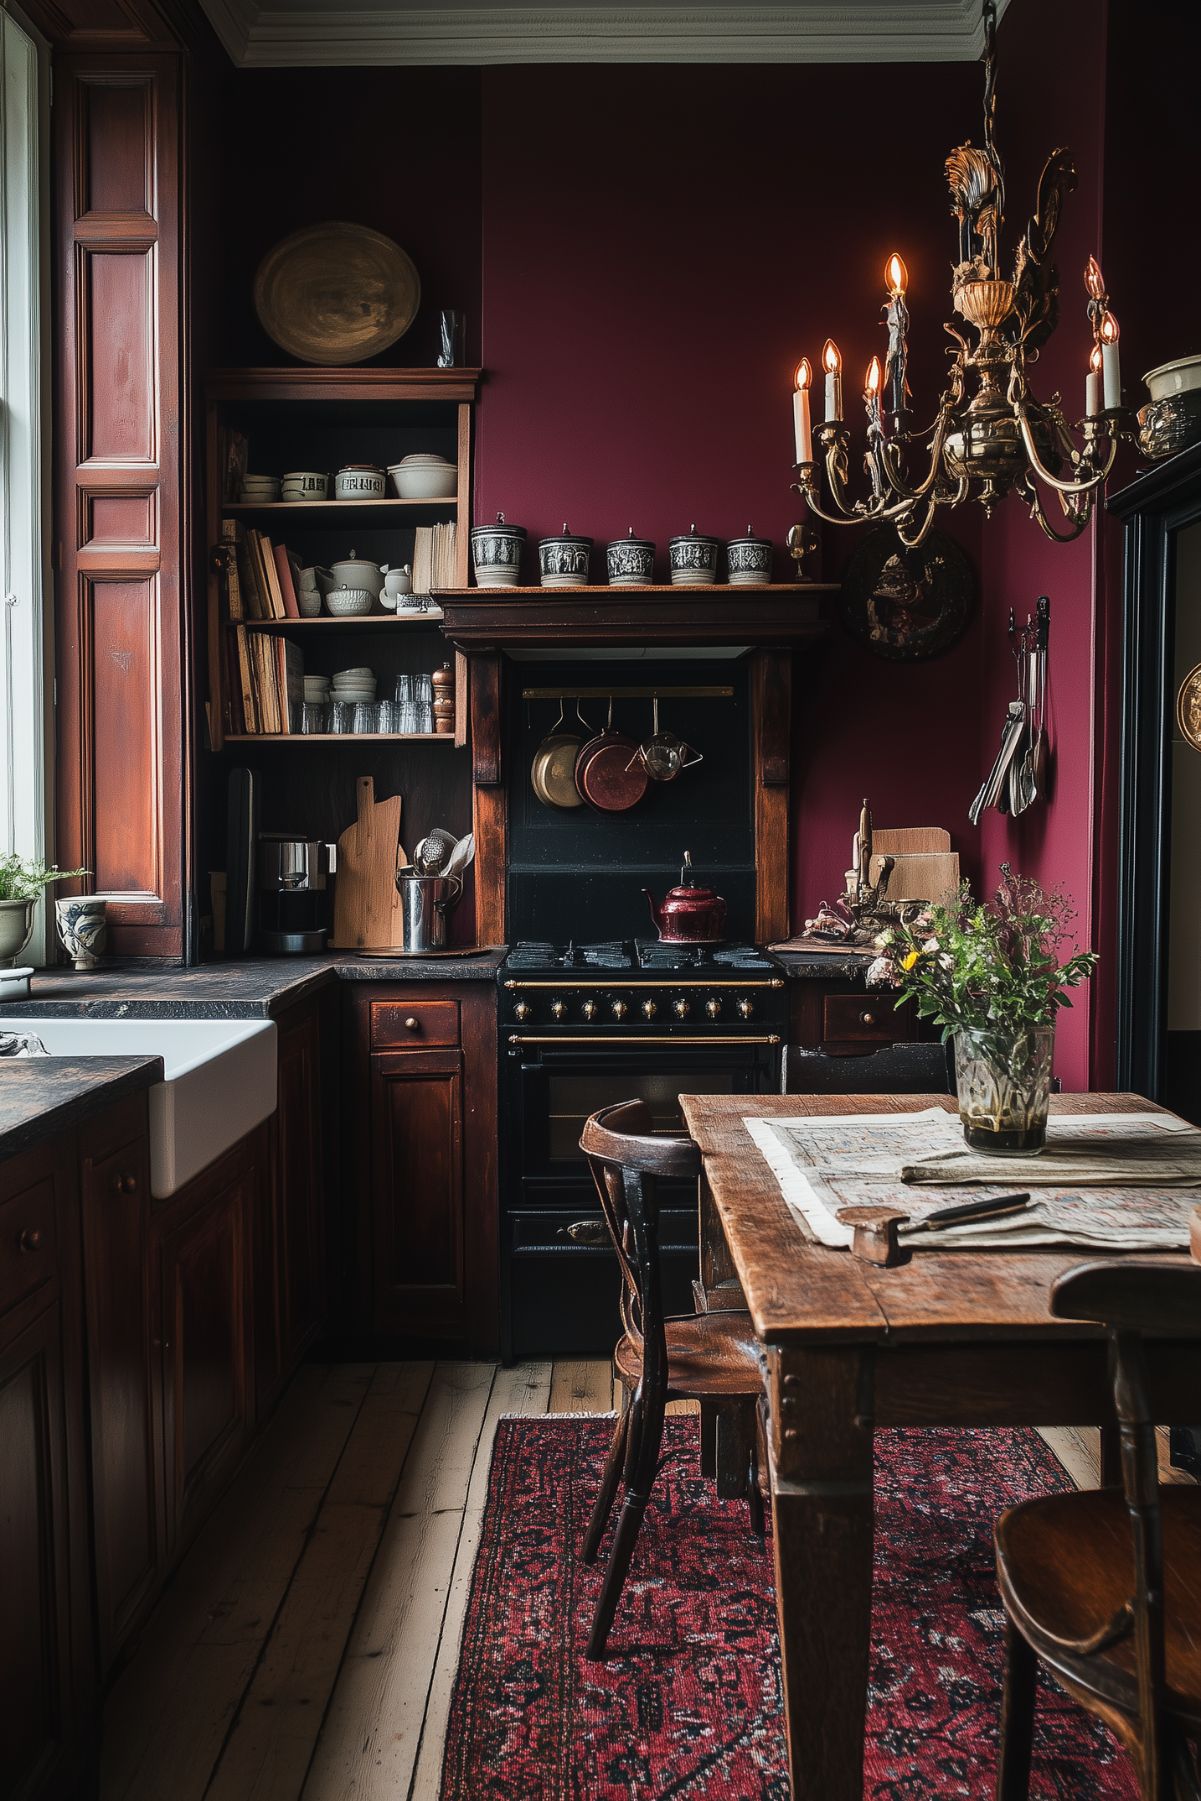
[199,0,1011,69]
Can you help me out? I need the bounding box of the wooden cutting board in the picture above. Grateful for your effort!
[873,827,952,855]
[871,850,960,905]
[330,776,407,950]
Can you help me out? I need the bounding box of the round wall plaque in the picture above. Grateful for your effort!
[840,526,976,661]
[1177,662,1201,752]
[253,222,421,366]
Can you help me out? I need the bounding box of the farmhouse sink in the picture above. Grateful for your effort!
[0,1016,277,1198]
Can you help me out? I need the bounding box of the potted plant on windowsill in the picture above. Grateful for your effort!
[867,865,1098,1153]
[0,855,88,967]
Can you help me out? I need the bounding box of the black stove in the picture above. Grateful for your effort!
[498,940,787,1359]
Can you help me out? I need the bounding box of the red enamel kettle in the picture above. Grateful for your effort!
[643,852,727,944]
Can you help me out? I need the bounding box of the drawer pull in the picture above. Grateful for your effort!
[112,1172,139,1196]
[859,1010,877,1027]
[404,1016,419,1031]
[17,1226,42,1254]
[557,1220,610,1247]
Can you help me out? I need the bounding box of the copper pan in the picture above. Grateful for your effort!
[575,700,648,813]
[530,700,588,809]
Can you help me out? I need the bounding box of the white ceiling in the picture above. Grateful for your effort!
[199,0,1010,68]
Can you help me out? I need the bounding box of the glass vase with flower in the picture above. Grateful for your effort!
[866,865,1098,1153]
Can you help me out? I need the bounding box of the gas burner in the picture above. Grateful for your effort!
[505,940,636,972]
[634,939,773,972]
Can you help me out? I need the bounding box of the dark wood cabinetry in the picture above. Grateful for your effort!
[0,1142,92,1801]
[350,982,497,1354]
[789,974,919,1056]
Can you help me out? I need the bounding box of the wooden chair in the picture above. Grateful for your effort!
[579,1098,765,1660]
[786,1039,955,1094]
[994,1261,1201,1800]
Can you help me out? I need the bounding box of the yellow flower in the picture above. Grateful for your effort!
[901,949,920,970]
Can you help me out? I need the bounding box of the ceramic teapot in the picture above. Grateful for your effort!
[643,852,727,943]
[329,551,384,600]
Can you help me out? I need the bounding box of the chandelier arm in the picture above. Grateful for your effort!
[797,471,935,531]
[1026,481,1093,543]
[894,497,939,549]
[878,401,956,503]
[1016,404,1118,497]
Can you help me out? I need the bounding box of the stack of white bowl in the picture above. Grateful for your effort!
[303,674,331,706]
[332,666,376,704]
[241,473,281,504]
[388,453,456,500]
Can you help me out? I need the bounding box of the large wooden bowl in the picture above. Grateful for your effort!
[253,222,421,366]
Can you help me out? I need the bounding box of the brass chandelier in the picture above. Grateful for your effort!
[790,0,1129,548]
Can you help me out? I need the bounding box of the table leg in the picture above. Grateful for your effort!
[768,1345,874,1800]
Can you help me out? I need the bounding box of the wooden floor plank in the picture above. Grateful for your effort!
[101,1364,377,1801]
[299,1362,499,1801]
[1038,1425,1100,1490]
[548,1358,615,1414]
[407,1362,553,1801]
[203,1363,434,1801]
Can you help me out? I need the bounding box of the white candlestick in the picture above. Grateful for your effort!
[824,370,842,423]
[1085,370,1101,417]
[1102,341,1121,409]
[793,385,812,462]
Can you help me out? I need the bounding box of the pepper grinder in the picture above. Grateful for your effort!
[432,662,455,735]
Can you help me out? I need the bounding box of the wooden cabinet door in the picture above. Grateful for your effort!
[370,1049,466,1341]
[257,1006,327,1412]
[81,1124,162,1674]
[154,1150,253,1555]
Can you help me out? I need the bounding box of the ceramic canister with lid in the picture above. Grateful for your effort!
[538,524,593,588]
[668,524,720,585]
[606,529,656,587]
[725,525,773,586]
[333,464,386,500]
[470,512,526,587]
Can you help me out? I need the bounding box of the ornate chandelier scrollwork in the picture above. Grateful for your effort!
[789,0,1133,550]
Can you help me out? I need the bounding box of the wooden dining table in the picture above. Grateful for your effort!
[678,1091,1201,1800]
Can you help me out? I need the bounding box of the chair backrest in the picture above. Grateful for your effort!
[579,1100,700,1370]
[785,1040,954,1095]
[1051,1260,1201,1789]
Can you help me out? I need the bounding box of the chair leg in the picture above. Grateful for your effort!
[747,1434,765,1539]
[996,1617,1038,1801]
[582,1400,631,1566]
[586,1382,667,1660]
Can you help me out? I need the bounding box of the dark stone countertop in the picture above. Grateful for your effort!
[0,1055,161,1160]
[773,951,876,982]
[10,948,510,1019]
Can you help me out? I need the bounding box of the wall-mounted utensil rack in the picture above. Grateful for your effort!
[521,685,734,700]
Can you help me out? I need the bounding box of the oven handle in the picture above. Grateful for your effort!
[505,1033,782,1046]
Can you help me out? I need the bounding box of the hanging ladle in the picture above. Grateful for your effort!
[627,696,703,783]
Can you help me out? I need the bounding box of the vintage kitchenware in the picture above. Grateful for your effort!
[253,222,421,366]
[1138,355,1201,461]
[281,470,328,501]
[240,474,281,502]
[606,530,656,587]
[334,463,386,501]
[531,701,589,810]
[412,827,458,876]
[54,897,107,969]
[329,552,385,599]
[471,512,526,587]
[538,525,593,588]
[391,453,456,501]
[444,832,475,881]
[629,697,703,783]
[395,869,462,953]
[668,525,720,586]
[330,776,406,950]
[643,852,727,943]
[325,586,375,617]
[297,585,322,617]
[0,898,36,967]
[726,526,773,586]
[381,564,413,604]
[1145,354,1201,402]
[575,703,647,812]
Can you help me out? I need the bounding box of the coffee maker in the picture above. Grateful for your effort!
[256,834,336,953]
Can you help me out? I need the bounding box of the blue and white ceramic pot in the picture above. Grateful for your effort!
[668,525,720,586]
[470,512,526,588]
[606,530,656,587]
[55,897,107,970]
[726,528,773,586]
[538,525,593,588]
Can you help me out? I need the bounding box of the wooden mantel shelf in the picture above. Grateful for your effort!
[435,582,835,648]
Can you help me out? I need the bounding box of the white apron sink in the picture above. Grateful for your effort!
[0,1016,277,1198]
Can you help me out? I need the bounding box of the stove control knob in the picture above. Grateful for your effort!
[736,997,754,1020]
[705,998,722,1020]
[641,998,658,1019]
[580,999,598,1021]
[611,999,628,1020]
[672,997,691,1020]
[550,999,567,1020]
[513,1000,532,1023]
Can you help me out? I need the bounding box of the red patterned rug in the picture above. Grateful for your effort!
[439,1417,1138,1800]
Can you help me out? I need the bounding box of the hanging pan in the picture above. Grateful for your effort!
[530,699,589,809]
[575,699,648,813]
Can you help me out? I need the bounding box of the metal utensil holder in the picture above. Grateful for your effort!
[395,870,463,952]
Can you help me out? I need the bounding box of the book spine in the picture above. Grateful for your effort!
[273,543,300,619]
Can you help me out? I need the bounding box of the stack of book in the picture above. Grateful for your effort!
[227,631,304,735]
[412,522,457,595]
[222,519,303,621]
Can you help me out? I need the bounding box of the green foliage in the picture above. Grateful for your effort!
[868,864,1098,1056]
[0,854,88,903]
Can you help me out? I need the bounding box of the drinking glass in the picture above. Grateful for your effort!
[352,701,378,735]
[394,674,413,706]
[414,673,434,733]
[328,702,352,734]
[398,700,419,735]
[300,701,327,735]
[376,700,397,734]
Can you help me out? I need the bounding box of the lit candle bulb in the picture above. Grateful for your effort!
[885,252,908,298]
[822,338,843,422]
[1100,311,1121,409]
[1085,343,1103,418]
[792,357,813,463]
[1084,255,1107,302]
[864,354,882,414]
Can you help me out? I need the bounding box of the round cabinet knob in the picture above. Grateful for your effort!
[121,1173,138,1195]
[641,998,658,1020]
[611,999,628,1020]
[736,997,754,1020]
[550,999,567,1021]
[672,997,691,1020]
[404,1016,419,1031]
[513,1000,531,1022]
[17,1226,42,1254]
[859,1009,876,1027]
[704,998,722,1020]
[580,999,598,1021]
